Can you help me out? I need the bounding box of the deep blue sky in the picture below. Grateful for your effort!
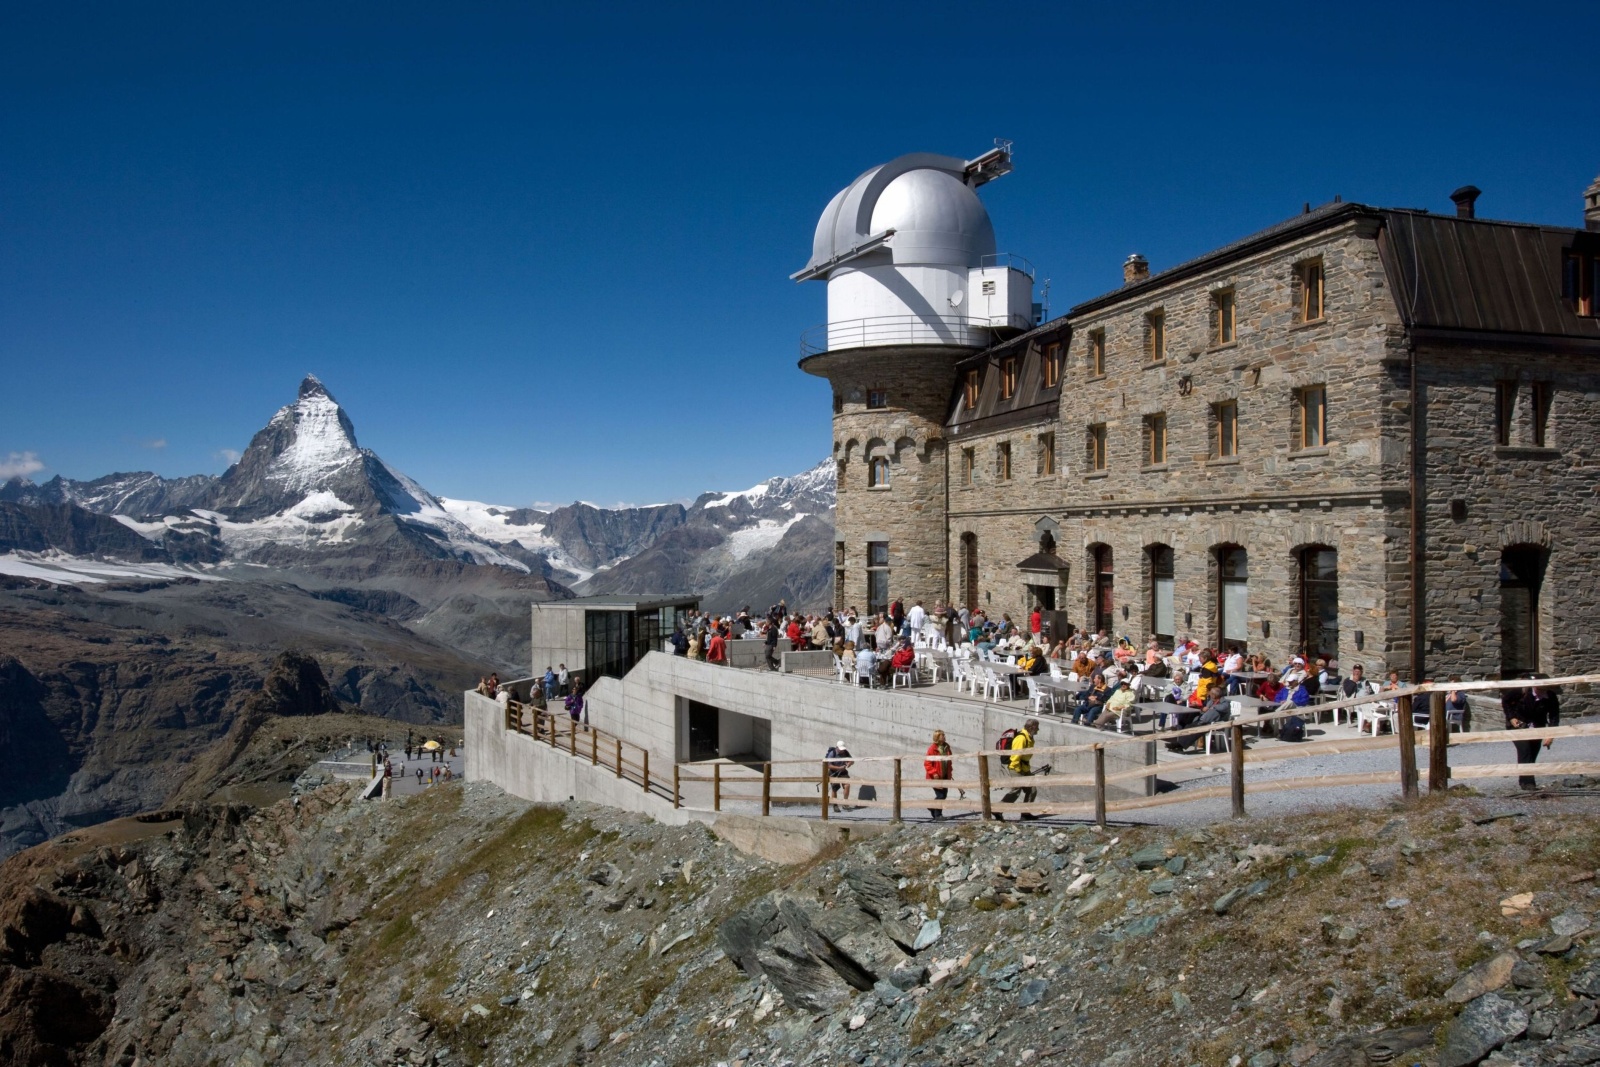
[3,1,1595,506]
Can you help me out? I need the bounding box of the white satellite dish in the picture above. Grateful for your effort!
[949,290,965,307]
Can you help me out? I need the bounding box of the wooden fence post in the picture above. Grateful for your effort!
[614,738,622,779]
[977,754,992,821]
[713,763,721,812]
[1397,694,1419,802]
[1230,724,1246,818]
[1429,691,1450,793]
[761,763,771,817]
[1093,745,1107,828]
[546,713,556,749]
[820,761,831,820]
[672,763,680,810]
[641,749,649,795]
[892,759,902,823]
[590,728,598,766]
[569,720,578,757]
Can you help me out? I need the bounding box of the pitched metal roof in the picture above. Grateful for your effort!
[1377,210,1600,341]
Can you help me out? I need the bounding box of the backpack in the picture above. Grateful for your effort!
[996,728,1018,752]
[1279,715,1306,742]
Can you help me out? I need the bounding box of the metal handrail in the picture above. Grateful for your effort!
[979,252,1035,279]
[799,314,1031,357]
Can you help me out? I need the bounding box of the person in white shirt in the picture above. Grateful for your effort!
[906,600,926,637]
[854,647,877,686]
[1222,648,1244,674]
[874,616,894,651]
[845,613,863,647]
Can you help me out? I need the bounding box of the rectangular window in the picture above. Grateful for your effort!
[997,441,1012,481]
[1041,342,1061,388]
[961,447,975,485]
[1000,357,1017,399]
[867,389,888,409]
[1145,310,1166,363]
[1213,289,1236,345]
[1300,259,1325,322]
[832,392,843,414]
[1531,382,1552,447]
[1495,381,1517,446]
[1144,413,1167,466]
[1039,432,1056,476]
[1565,252,1596,317]
[1296,385,1326,449]
[963,369,980,410]
[1088,329,1105,376]
[866,541,889,616]
[1213,400,1238,458]
[868,456,889,488]
[1087,423,1107,472]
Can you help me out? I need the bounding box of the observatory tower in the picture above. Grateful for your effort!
[796,144,1033,615]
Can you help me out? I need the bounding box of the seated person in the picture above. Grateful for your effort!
[854,647,878,686]
[1073,673,1115,726]
[1256,672,1285,705]
[840,642,857,674]
[1091,672,1137,731]
[889,641,917,680]
[1018,647,1049,676]
[1168,686,1230,752]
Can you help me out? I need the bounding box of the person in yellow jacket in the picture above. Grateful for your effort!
[994,718,1041,820]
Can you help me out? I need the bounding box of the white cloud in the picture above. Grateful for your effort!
[0,451,44,480]
[216,448,242,465]
[142,437,167,450]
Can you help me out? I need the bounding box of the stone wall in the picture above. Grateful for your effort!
[807,346,969,615]
[947,218,1414,669]
[1413,344,1600,686]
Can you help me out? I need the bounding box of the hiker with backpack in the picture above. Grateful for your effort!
[924,730,954,820]
[824,740,853,812]
[993,719,1042,821]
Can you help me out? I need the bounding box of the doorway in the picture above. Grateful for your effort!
[1500,545,1546,676]
[686,700,719,761]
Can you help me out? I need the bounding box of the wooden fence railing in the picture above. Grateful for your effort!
[505,675,1600,825]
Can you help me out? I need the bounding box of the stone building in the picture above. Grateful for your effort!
[802,153,1600,683]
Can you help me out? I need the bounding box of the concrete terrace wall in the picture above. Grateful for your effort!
[559,653,1155,802]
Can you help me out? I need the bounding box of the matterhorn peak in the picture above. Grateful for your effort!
[298,374,334,401]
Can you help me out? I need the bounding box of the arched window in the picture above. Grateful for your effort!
[868,457,889,488]
[1089,544,1114,634]
[1216,545,1248,650]
[1147,544,1174,645]
[960,533,979,610]
[1500,545,1547,676]
[1297,546,1338,658]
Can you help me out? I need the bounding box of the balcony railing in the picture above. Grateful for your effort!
[800,313,1033,357]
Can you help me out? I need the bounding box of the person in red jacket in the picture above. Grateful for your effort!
[706,629,727,666]
[924,729,954,820]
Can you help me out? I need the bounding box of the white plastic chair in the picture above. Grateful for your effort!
[1025,677,1057,716]
[981,667,1007,702]
[1356,701,1394,736]
[893,663,915,689]
[834,656,849,684]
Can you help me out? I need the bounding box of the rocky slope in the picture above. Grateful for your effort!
[0,580,483,859]
[3,767,1600,1067]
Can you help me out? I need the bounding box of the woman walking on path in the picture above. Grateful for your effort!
[924,730,954,820]
[565,685,587,729]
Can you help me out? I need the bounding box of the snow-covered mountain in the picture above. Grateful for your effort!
[1,376,837,612]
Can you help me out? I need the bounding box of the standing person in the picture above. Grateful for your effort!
[1029,604,1042,642]
[924,729,954,820]
[543,667,557,700]
[824,740,853,812]
[907,600,927,640]
[1504,677,1559,790]
[687,630,703,661]
[706,628,728,666]
[557,664,570,696]
[763,621,781,671]
[565,684,587,729]
[669,626,688,656]
[996,719,1041,820]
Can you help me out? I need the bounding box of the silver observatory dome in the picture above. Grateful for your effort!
[794,144,1032,355]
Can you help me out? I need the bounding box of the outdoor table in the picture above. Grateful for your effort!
[1133,701,1182,732]
[1228,695,1279,737]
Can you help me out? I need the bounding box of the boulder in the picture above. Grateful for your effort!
[1439,994,1528,1067]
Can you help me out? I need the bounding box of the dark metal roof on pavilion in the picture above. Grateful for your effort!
[1377,210,1600,341]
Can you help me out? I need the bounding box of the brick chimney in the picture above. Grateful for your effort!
[1123,254,1149,285]
[1586,173,1600,232]
[1450,185,1481,219]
